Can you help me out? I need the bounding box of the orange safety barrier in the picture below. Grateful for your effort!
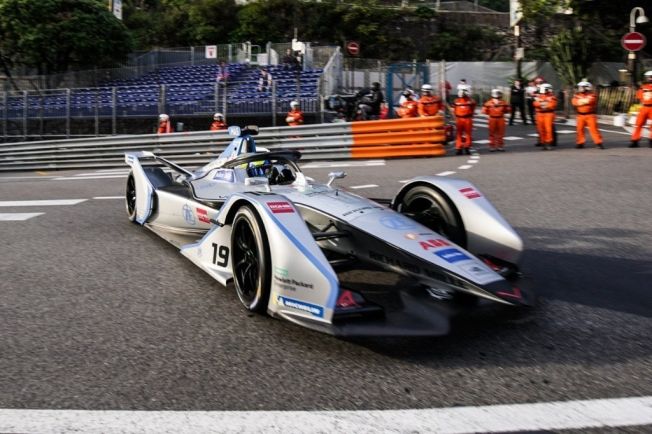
[350,116,447,159]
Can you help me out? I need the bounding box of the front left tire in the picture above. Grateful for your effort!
[231,205,271,313]
[125,173,137,222]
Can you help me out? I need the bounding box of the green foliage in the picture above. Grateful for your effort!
[0,0,133,74]
[547,27,587,86]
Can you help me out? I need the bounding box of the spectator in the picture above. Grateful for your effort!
[210,113,227,131]
[451,85,476,155]
[216,62,229,84]
[533,83,557,150]
[282,48,301,72]
[629,70,652,148]
[509,79,527,125]
[417,84,443,117]
[356,82,384,120]
[571,81,603,149]
[286,100,304,127]
[482,89,511,152]
[157,113,172,134]
[258,67,273,92]
[525,80,538,124]
[396,89,418,118]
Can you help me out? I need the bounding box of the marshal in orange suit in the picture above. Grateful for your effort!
[533,84,557,150]
[630,70,652,148]
[571,81,603,149]
[482,89,511,152]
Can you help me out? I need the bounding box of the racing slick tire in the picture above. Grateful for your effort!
[125,172,138,223]
[231,205,271,313]
[395,185,466,248]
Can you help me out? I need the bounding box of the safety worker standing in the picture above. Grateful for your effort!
[157,113,172,134]
[209,113,227,131]
[571,81,603,149]
[286,100,304,127]
[533,84,557,150]
[397,89,419,118]
[630,70,652,148]
[451,85,476,155]
[417,84,443,117]
[482,89,511,152]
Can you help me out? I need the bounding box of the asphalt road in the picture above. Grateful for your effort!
[0,122,650,416]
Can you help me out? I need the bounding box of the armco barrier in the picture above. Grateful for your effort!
[0,117,447,172]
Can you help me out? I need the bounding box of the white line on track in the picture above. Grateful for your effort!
[97,169,131,173]
[0,396,649,434]
[0,199,86,207]
[469,155,480,159]
[0,212,44,221]
[301,160,385,169]
[53,175,126,181]
[349,184,378,189]
[93,196,123,200]
[75,171,129,177]
[504,136,524,140]
[473,139,491,144]
[467,160,479,164]
[458,165,472,170]
[0,175,57,180]
[436,171,456,176]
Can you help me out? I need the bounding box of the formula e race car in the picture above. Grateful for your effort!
[124,125,533,336]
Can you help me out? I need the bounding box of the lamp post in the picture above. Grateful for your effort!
[629,7,649,85]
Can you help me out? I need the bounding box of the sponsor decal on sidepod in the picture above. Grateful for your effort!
[267,201,294,214]
[277,296,324,318]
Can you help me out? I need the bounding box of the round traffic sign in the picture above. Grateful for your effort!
[346,41,360,56]
[621,32,647,52]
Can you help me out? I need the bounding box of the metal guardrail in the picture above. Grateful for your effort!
[0,117,446,172]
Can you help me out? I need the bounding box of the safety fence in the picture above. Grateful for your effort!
[0,117,447,172]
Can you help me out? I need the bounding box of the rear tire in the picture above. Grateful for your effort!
[125,173,137,222]
[231,205,271,313]
[395,185,466,247]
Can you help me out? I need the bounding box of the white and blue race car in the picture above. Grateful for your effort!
[125,125,533,336]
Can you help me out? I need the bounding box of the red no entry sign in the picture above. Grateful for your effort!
[621,32,647,52]
[346,41,360,56]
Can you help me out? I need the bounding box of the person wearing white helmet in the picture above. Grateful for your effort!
[482,88,511,152]
[157,113,172,134]
[417,84,443,117]
[630,70,652,147]
[533,83,557,150]
[572,80,603,149]
[286,100,304,127]
[209,113,227,131]
[450,85,477,155]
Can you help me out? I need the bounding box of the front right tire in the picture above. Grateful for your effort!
[125,173,137,222]
[231,205,271,313]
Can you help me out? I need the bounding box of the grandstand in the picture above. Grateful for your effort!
[2,62,323,121]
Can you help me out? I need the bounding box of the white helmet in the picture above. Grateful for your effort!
[159,114,169,121]
[577,81,591,91]
[539,83,553,93]
[491,89,502,98]
[290,100,300,108]
[421,84,433,93]
[645,71,652,81]
[213,112,224,120]
[457,85,470,97]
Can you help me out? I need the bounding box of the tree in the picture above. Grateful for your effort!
[0,0,133,75]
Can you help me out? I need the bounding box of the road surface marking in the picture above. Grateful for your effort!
[93,196,123,200]
[302,160,385,169]
[54,175,126,181]
[349,184,378,189]
[0,213,44,221]
[504,136,524,140]
[0,199,87,207]
[0,396,649,434]
[458,165,472,170]
[436,171,456,176]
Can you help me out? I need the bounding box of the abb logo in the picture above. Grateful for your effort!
[267,201,294,214]
[419,239,451,250]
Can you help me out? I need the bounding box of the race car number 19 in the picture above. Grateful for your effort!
[211,243,229,267]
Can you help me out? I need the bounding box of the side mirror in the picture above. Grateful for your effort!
[327,171,346,186]
[241,125,259,136]
[228,126,241,137]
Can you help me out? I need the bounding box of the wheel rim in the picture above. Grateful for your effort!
[126,176,136,217]
[233,217,260,304]
[401,193,451,239]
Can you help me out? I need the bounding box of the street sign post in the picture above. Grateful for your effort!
[621,32,647,52]
[346,41,360,57]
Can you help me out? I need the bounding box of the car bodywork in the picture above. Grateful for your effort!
[125,126,532,336]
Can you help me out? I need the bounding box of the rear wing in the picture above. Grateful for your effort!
[125,151,193,177]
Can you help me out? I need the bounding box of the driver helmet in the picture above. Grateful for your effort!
[290,100,300,109]
[213,112,224,121]
[421,84,433,95]
[491,88,502,98]
[158,113,169,121]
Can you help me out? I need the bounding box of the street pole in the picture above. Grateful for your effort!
[515,24,522,79]
[629,7,649,86]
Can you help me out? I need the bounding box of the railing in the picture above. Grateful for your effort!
[0,117,447,172]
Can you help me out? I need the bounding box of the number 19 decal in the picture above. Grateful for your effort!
[211,243,229,267]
